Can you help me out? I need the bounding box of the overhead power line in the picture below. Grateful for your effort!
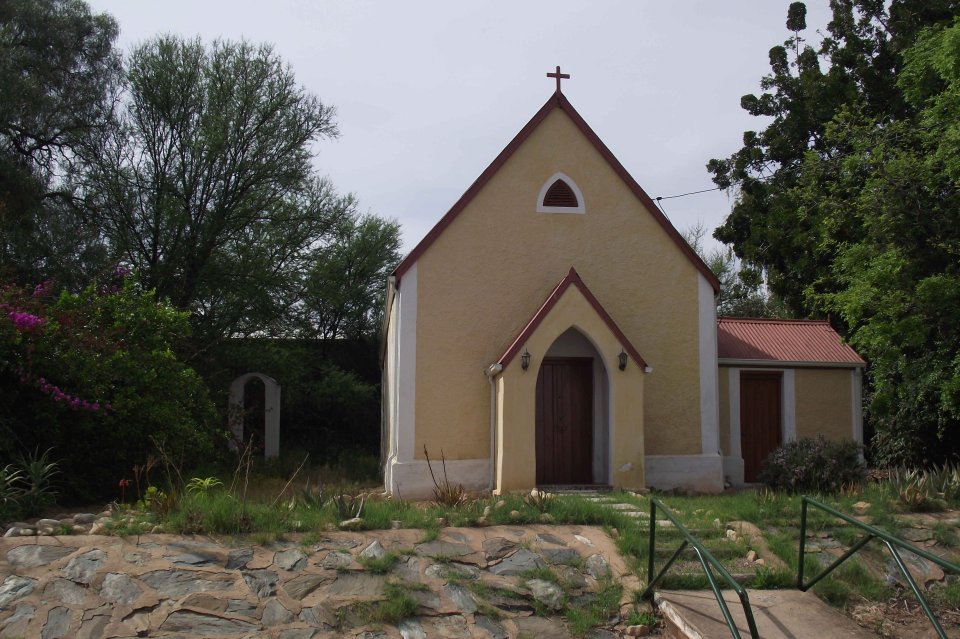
[655,186,723,201]
[655,113,960,203]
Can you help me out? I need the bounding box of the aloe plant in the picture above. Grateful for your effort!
[17,448,59,516]
[331,493,364,519]
[0,464,24,518]
[185,476,224,496]
[294,477,325,510]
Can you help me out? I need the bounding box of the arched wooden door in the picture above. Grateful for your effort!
[740,371,782,482]
[536,357,593,485]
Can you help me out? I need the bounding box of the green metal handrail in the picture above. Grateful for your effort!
[799,495,960,639]
[642,497,759,639]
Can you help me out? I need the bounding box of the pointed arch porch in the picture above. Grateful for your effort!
[491,268,647,494]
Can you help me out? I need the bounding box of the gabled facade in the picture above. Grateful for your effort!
[381,89,725,498]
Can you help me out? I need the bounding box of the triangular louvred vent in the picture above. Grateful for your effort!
[543,179,578,207]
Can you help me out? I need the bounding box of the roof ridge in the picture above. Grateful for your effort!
[718,317,830,324]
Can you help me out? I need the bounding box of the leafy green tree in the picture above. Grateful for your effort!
[709,2,960,465]
[681,222,789,318]
[71,36,348,344]
[708,1,958,314]
[300,213,401,341]
[0,273,217,499]
[0,0,119,285]
[810,18,960,465]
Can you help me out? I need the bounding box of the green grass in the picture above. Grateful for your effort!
[932,521,959,547]
[161,492,335,535]
[611,484,941,615]
[765,529,799,567]
[149,483,638,540]
[837,560,890,601]
[565,578,623,636]
[625,610,658,627]
[466,579,494,599]
[465,581,524,621]
[369,582,419,624]
[520,566,562,586]
[940,578,960,607]
[341,581,421,626]
[358,551,399,574]
[417,525,440,543]
[119,471,956,621]
[811,573,852,606]
[749,564,793,589]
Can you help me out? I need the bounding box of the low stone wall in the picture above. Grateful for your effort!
[0,525,642,638]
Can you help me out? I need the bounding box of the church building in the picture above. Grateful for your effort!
[380,71,864,498]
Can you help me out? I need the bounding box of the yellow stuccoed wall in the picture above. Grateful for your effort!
[412,107,703,462]
[494,285,645,492]
[795,368,853,441]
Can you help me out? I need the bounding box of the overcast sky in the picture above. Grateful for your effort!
[86,1,833,255]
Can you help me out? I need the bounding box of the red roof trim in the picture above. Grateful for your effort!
[498,267,648,369]
[393,93,721,293]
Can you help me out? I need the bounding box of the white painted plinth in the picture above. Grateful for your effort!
[385,458,491,500]
[644,454,724,492]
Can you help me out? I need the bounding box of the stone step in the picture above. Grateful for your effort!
[605,502,645,511]
[653,571,757,585]
[651,547,750,562]
[655,589,878,639]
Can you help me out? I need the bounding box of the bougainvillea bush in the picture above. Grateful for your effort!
[758,435,866,494]
[0,272,217,501]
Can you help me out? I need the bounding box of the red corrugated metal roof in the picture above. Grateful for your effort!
[717,318,864,366]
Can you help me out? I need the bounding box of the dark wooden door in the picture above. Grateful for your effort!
[740,371,782,483]
[536,357,593,485]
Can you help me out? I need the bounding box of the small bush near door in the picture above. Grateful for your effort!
[758,436,866,494]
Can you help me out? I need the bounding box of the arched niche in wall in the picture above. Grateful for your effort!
[228,372,282,459]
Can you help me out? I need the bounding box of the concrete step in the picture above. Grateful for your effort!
[655,589,878,639]
[605,502,645,511]
[640,528,726,539]
[651,548,750,561]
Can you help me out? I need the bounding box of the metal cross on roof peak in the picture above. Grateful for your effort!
[547,66,570,94]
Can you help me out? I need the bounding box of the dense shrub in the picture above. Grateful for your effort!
[758,436,866,494]
[0,274,218,501]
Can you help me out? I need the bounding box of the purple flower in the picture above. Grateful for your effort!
[31,280,53,298]
[8,311,43,331]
